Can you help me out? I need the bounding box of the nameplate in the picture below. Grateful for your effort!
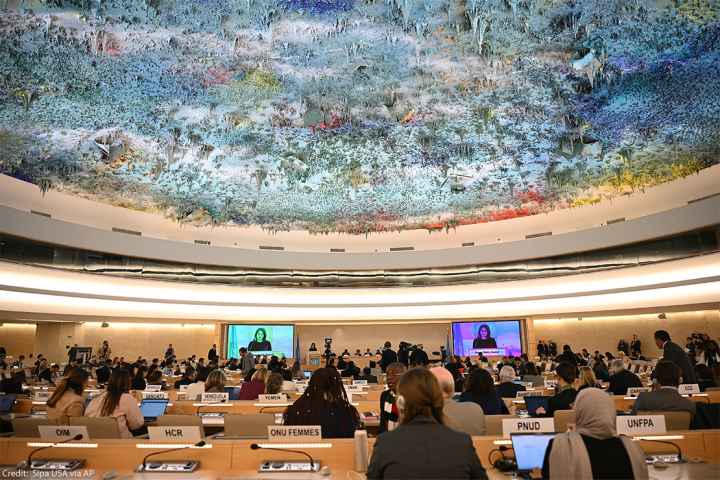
[34,391,51,401]
[626,387,651,397]
[523,382,534,389]
[258,394,287,403]
[502,418,555,437]
[544,380,556,388]
[678,384,700,395]
[39,426,89,441]
[353,379,368,385]
[145,385,162,392]
[268,425,322,443]
[148,426,203,442]
[516,390,544,398]
[142,391,169,400]
[616,415,666,435]
[345,385,364,393]
[201,392,229,403]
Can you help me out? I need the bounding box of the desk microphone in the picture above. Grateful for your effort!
[250,443,316,470]
[641,439,684,463]
[139,440,206,472]
[24,433,84,469]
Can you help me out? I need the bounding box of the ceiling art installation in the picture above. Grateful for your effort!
[0,1,719,235]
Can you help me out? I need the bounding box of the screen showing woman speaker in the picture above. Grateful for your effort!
[226,324,295,358]
[452,320,522,357]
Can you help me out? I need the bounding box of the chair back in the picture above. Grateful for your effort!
[553,410,576,433]
[484,415,516,436]
[223,413,275,438]
[640,411,692,431]
[11,417,60,438]
[68,417,121,439]
[155,414,204,433]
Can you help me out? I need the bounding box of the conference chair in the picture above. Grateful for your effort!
[11,417,60,438]
[554,410,576,433]
[223,413,276,438]
[155,414,204,436]
[640,411,692,431]
[69,417,121,439]
[485,415,516,436]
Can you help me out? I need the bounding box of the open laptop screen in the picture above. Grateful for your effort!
[0,394,16,413]
[512,433,555,472]
[524,395,550,416]
[140,399,168,418]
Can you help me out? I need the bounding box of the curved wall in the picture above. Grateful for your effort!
[0,253,718,322]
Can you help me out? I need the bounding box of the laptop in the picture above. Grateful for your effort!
[511,433,555,477]
[0,394,16,414]
[524,395,550,416]
[224,386,242,401]
[140,399,169,422]
[303,371,312,379]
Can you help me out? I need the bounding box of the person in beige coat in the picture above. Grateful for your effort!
[85,369,144,438]
[46,368,90,422]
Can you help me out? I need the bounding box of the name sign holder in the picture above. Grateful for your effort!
[516,390,544,398]
[626,387,651,397]
[258,394,288,403]
[142,391,169,400]
[201,392,229,403]
[678,384,701,395]
[502,418,555,437]
[145,385,162,392]
[148,426,203,443]
[268,425,322,443]
[39,426,90,442]
[616,415,666,435]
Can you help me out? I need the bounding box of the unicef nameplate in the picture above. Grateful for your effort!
[143,391,169,400]
[626,387,651,397]
[258,394,287,403]
[148,426,203,442]
[145,384,162,392]
[616,415,666,435]
[201,392,229,403]
[268,425,322,443]
[39,426,89,441]
[502,418,555,437]
[678,384,701,395]
[353,380,368,385]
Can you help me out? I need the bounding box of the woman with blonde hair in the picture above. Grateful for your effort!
[46,368,89,422]
[367,368,487,479]
[204,369,226,393]
[578,366,600,391]
[239,367,267,400]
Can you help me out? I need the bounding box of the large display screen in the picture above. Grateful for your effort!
[227,324,294,359]
[452,320,523,357]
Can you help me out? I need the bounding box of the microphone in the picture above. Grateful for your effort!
[139,440,206,472]
[250,443,316,470]
[641,439,684,463]
[25,433,84,469]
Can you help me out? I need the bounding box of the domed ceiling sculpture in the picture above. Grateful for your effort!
[0,0,718,234]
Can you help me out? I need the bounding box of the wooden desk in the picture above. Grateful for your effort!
[0,431,718,478]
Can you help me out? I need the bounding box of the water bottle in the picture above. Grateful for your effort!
[354,429,369,473]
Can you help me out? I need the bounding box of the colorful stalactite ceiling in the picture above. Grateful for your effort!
[0,1,718,234]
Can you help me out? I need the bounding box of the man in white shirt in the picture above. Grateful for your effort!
[430,367,486,435]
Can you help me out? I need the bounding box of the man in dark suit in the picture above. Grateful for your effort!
[207,344,219,363]
[654,330,697,384]
[630,335,642,357]
[379,341,398,372]
[607,359,643,395]
[633,361,696,417]
[554,345,578,366]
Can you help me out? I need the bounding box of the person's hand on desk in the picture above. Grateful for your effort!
[535,407,546,415]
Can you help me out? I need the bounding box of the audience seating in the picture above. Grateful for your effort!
[68,417,121,439]
[484,414,515,435]
[553,410,575,433]
[11,417,59,438]
[223,413,275,438]
[639,410,692,431]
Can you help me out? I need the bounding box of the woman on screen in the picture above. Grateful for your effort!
[472,324,498,349]
[247,327,272,352]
